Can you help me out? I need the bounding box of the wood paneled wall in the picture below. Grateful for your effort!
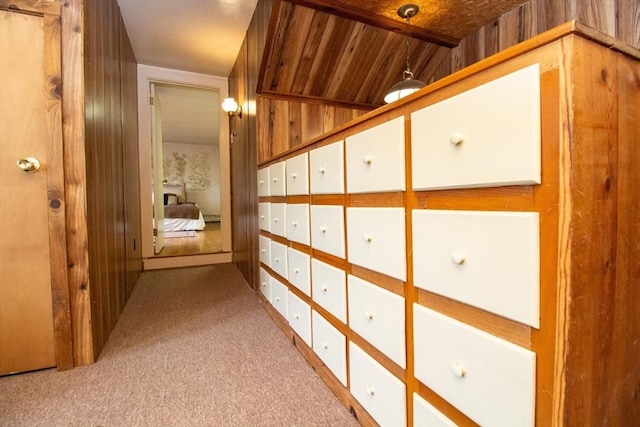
[257,99,369,162]
[430,0,640,81]
[120,16,142,299]
[83,0,141,357]
[229,0,274,289]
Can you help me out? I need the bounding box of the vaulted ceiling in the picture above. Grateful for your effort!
[258,0,528,107]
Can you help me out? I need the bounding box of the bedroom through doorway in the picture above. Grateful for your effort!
[138,64,232,269]
[152,84,222,257]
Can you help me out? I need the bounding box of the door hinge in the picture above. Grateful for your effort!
[149,96,154,105]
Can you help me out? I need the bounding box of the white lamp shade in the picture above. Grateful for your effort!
[222,97,239,113]
[384,77,426,104]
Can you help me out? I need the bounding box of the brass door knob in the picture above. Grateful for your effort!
[17,157,40,173]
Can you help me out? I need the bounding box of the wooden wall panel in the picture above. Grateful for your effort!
[83,0,141,357]
[432,0,640,80]
[60,0,94,366]
[120,11,142,299]
[228,0,274,289]
[257,97,368,162]
[617,0,640,48]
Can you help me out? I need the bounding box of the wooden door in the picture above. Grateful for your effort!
[0,5,71,374]
[150,83,166,254]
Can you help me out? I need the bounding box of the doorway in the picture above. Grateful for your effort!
[153,84,223,255]
[138,65,232,270]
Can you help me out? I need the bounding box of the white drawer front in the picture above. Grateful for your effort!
[268,161,286,196]
[259,235,270,267]
[287,247,311,296]
[285,152,309,195]
[347,275,406,368]
[270,277,288,319]
[257,167,270,197]
[412,209,540,327]
[311,258,347,323]
[309,140,344,194]
[310,205,345,259]
[259,267,272,303]
[258,202,270,232]
[413,393,458,427]
[269,203,287,238]
[413,305,536,427]
[285,204,310,246]
[411,64,541,190]
[347,207,406,281]
[287,291,312,346]
[349,342,407,427]
[269,240,288,280]
[346,117,405,194]
[312,310,347,386]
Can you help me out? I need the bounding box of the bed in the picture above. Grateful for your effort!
[162,183,206,232]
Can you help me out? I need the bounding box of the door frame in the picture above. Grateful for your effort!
[137,65,233,268]
[0,1,73,370]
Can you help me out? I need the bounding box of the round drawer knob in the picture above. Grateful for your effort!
[275,296,280,301]
[363,234,373,243]
[319,166,326,174]
[451,251,466,265]
[259,180,264,185]
[294,314,300,320]
[366,386,375,396]
[320,226,328,234]
[292,221,298,227]
[294,268,300,274]
[261,249,266,253]
[365,311,374,320]
[291,172,297,179]
[321,286,328,293]
[363,155,373,165]
[274,257,280,263]
[260,215,265,220]
[274,218,279,223]
[451,363,466,378]
[321,342,329,350]
[449,132,464,146]
[261,282,266,287]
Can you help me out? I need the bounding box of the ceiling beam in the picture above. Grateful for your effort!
[284,0,459,47]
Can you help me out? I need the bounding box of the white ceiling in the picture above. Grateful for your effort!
[155,85,219,145]
[117,0,259,77]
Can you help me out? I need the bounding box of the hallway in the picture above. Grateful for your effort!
[0,264,358,426]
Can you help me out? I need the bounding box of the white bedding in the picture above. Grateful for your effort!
[163,211,206,231]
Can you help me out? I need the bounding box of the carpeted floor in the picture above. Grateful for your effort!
[0,264,359,427]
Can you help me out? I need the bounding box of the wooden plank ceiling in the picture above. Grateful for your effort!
[258,0,528,108]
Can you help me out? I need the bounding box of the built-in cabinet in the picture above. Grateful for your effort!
[256,24,640,426]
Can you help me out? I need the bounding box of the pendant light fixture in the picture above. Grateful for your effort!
[384,4,426,104]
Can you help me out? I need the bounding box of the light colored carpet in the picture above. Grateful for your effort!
[0,264,359,427]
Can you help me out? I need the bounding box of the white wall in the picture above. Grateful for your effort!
[163,141,221,216]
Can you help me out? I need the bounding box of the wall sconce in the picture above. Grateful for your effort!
[384,4,426,104]
[222,97,241,144]
[222,97,242,118]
